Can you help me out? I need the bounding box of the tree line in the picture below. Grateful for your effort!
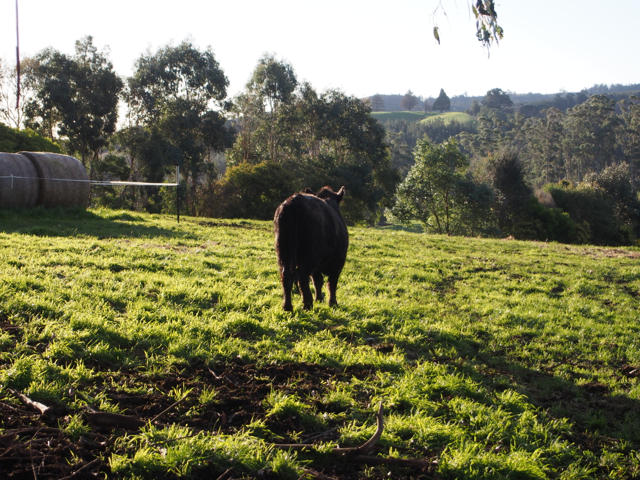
[386,88,640,245]
[2,38,640,245]
[0,38,397,224]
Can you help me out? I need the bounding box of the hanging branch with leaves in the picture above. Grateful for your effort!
[431,0,504,52]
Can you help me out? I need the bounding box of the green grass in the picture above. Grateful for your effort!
[1,207,640,478]
[371,111,475,125]
[419,111,475,125]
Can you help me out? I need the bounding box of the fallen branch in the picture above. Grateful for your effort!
[9,389,51,416]
[300,468,338,480]
[150,394,189,423]
[0,427,61,438]
[59,457,103,480]
[0,400,25,414]
[208,368,239,388]
[301,427,337,444]
[333,401,384,455]
[273,402,383,455]
[85,411,145,430]
[271,402,431,469]
[215,467,234,480]
[350,455,431,468]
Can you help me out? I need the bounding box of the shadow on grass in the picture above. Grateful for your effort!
[394,330,640,461]
[0,206,183,239]
[373,222,424,234]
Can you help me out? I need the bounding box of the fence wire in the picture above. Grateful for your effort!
[0,175,179,187]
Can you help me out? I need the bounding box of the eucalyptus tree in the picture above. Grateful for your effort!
[370,94,385,112]
[618,96,640,184]
[228,56,398,223]
[563,95,620,182]
[127,40,233,213]
[24,37,123,170]
[244,53,298,163]
[481,88,513,112]
[432,0,503,50]
[227,92,265,165]
[0,57,39,129]
[518,107,566,186]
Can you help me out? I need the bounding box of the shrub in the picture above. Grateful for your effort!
[0,122,61,153]
[513,198,576,243]
[210,162,298,220]
[487,150,533,233]
[547,181,623,245]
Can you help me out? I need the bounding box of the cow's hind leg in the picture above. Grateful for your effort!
[312,272,324,302]
[327,272,340,307]
[281,266,294,312]
[297,269,314,310]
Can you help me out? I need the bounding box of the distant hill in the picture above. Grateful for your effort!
[371,111,475,124]
[370,83,640,114]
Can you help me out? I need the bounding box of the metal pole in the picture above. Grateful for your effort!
[176,166,180,223]
[15,0,21,111]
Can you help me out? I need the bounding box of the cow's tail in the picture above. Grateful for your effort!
[275,196,299,278]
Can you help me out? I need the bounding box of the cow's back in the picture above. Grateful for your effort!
[274,193,347,274]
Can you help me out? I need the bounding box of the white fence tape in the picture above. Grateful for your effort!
[0,175,179,187]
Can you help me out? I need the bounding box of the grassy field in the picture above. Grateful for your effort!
[1,208,639,479]
[370,111,475,125]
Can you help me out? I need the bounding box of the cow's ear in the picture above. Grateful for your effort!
[337,186,346,202]
[304,188,316,195]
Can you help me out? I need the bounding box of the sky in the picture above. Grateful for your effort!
[1,0,639,101]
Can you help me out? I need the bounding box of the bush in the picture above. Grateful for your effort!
[0,122,61,153]
[591,163,640,239]
[296,154,399,226]
[547,181,621,245]
[211,162,298,220]
[488,150,533,233]
[513,198,576,243]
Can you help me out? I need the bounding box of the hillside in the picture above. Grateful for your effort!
[371,111,475,125]
[372,83,640,114]
[0,208,638,478]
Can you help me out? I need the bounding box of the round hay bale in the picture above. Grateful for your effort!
[0,152,40,209]
[20,152,90,208]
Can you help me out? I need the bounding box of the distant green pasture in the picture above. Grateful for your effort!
[371,111,475,125]
[0,207,639,479]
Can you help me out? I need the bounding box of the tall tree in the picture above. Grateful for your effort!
[370,94,385,112]
[432,89,451,113]
[245,53,298,163]
[518,107,566,186]
[400,90,418,111]
[228,72,399,223]
[618,96,640,184]
[25,37,123,170]
[0,57,39,129]
[127,39,233,213]
[481,88,513,111]
[563,95,620,182]
[227,92,266,165]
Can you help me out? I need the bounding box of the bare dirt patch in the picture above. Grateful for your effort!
[0,361,434,479]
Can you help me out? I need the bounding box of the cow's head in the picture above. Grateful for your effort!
[306,186,345,208]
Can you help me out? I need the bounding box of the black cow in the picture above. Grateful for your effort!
[274,186,349,311]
